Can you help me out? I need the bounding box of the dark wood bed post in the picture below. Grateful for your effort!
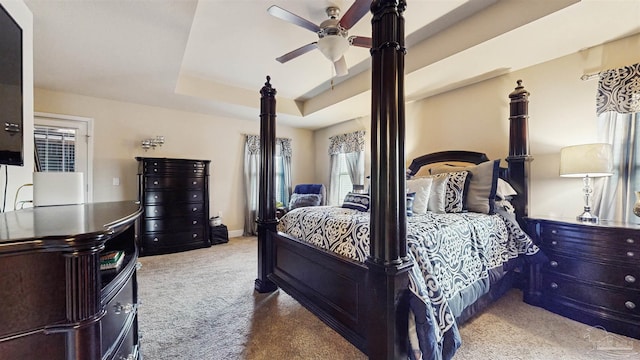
[255,76,278,293]
[506,80,533,227]
[506,80,541,305]
[366,1,412,359]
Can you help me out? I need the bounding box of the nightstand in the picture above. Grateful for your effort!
[527,217,640,339]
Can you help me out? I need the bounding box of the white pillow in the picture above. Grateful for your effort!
[407,177,433,214]
[427,174,448,213]
[496,178,517,199]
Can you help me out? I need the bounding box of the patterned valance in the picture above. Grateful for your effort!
[597,63,640,115]
[244,134,291,157]
[328,130,365,155]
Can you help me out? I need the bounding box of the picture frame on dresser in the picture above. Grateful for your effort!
[526,217,640,340]
[136,157,212,256]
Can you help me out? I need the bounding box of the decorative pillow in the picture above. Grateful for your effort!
[406,192,416,216]
[496,178,517,200]
[431,160,499,214]
[342,192,370,212]
[428,170,469,213]
[289,193,322,210]
[427,174,448,213]
[406,177,433,214]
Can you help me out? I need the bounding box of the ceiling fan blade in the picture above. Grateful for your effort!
[267,5,321,33]
[349,36,372,48]
[339,0,371,30]
[334,56,348,77]
[276,42,318,63]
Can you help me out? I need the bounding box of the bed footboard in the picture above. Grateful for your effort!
[269,231,369,353]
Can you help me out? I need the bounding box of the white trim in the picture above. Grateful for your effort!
[34,112,94,203]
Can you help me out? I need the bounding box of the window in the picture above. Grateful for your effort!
[34,126,76,172]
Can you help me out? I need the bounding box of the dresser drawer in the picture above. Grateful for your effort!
[141,229,207,248]
[144,203,204,218]
[143,190,205,205]
[543,275,640,317]
[543,252,640,290]
[110,324,138,360]
[541,223,639,259]
[101,274,136,356]
[141,159,207,175]
[143,216,206,232]
[144,176,204,190]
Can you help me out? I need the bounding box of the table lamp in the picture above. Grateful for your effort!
[560,143,613,223]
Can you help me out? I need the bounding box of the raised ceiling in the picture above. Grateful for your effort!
[25,0,640,130]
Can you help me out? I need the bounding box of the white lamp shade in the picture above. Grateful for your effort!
[317,35,349,62]
[559,143,613,177]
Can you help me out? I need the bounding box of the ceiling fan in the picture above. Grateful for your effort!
[267,0,372,77]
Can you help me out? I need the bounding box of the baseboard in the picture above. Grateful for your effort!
[228,229,244,238]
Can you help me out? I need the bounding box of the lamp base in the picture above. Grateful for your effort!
[577,210,599,223]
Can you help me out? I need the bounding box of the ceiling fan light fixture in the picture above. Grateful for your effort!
[317,35,349,62]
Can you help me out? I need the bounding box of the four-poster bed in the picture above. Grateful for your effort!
[255,1,541,359]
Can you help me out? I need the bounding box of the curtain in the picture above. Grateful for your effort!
[593,63,640,223]
[279,138,292,208]
[328,130,365,205]
[243,135,260,236]
[242,135,292,235]
[328,154,342,205]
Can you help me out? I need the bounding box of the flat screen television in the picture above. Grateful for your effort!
[0,3,23,166]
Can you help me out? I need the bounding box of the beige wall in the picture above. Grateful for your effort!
[33,89,315,235]
[315,33,640,220]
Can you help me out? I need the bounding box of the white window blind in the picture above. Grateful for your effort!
[34,126,76,172]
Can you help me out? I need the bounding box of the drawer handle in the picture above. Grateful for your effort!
[192,181,197,185]
[113,302,134,315]
[154,209,159,214]
[192,207,198,212]
[154,223,158,228]
[549,260,558,267]
[153,162,158,166]
[119,354,135,360]
[193,194,198,198]
[193,233,198,238]
[193,220,198,225]
[193,169,197,173]
[625,301,636,310]
[153,180,159,185]
[627,238,635,244]
[194,163,197,167]
[625,275,636,283]
[154,169,157,172]
[154,195,158,199]
[153,237,159,242]
[550,282,558,290]
[551,241,557,246]
[628,251,635,257]
[551,230,558,234]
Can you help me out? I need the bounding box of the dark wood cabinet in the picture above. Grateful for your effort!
[528,217,640,339]
[136,157,211,256]
[0,201,143,359]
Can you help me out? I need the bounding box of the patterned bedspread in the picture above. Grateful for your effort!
[277,205,542,359]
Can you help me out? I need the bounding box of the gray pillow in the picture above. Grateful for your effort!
[289,193,322,210]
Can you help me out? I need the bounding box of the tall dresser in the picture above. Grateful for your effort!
[527,217,640,339]
[0,201,142,360]
[136,157,211,256]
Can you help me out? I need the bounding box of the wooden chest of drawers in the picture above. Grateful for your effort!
[136,157,211,256]
[528,217,640,339]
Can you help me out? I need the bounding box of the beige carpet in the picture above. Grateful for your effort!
[137,237,640,359]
